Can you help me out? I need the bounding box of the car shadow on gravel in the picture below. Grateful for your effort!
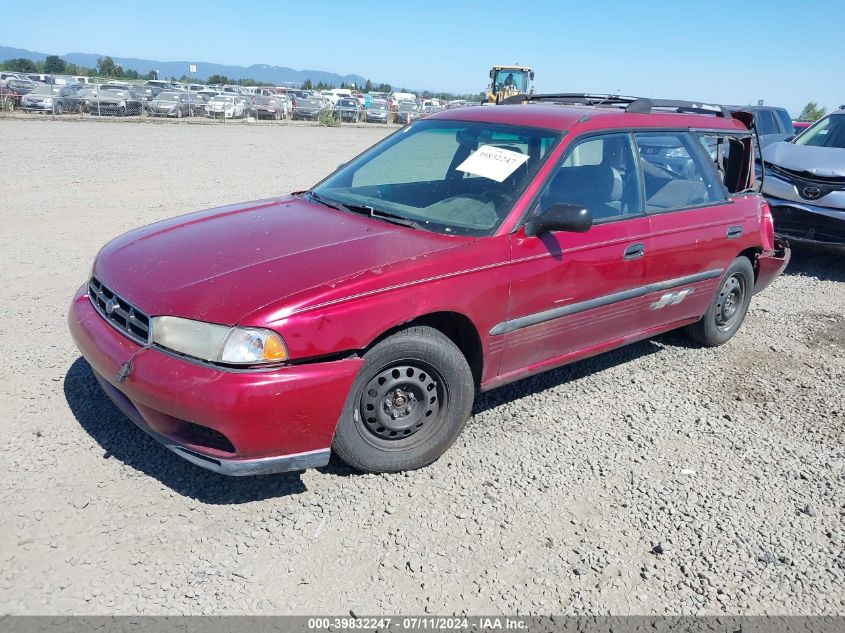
[471,338,664,416]
[781,246,845,283]
[64,357,308,503]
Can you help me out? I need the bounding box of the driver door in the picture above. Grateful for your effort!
[496,132,652,379]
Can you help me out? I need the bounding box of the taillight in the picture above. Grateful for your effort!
[761,200,775,251]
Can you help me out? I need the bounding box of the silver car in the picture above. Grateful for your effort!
[762,107,845,251]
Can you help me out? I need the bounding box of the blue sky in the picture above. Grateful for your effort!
[2,0,841,115]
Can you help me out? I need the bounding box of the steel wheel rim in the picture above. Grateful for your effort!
[715,273,746,331]
[355,361,448,450]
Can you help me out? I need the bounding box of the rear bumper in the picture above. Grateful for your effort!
[753,238,791,295]
[68,285,363,475]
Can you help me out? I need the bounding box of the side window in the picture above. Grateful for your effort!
[756,110,777,135]
[698,134,749,194]
[538,133,642,222]
[635,132,725,211]
[774,109,793,134]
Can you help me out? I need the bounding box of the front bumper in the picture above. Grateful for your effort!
[753,238,791,295]
[68,285,364,475]
[765,196,845,251]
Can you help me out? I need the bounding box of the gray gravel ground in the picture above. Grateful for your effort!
[1,118,843,615]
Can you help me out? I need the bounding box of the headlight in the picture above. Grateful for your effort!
[151,316,287,365]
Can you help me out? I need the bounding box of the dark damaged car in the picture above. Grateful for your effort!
[762,107,845,251]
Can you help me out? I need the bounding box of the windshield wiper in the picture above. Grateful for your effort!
[369,208,426,230]
[304,191,425,230]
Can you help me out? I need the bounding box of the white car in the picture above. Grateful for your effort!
[205,95,245,119]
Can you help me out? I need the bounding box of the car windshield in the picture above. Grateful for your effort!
[311,119,561,236]
[794,115,845,149]
[370,101,387,110]
[31,84,53,95]
[339,99,357,107]
[157,92,181,100]
[398,102,416,111]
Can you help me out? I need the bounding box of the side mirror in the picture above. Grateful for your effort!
[524,204,592,237]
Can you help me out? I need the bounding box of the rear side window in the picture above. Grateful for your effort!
[539,133,643,222]
[774,108,793,134]
[756,109,778,135]
[635,132,725,211]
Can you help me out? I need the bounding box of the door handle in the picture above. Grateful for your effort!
[624,243,646,260]
[726,225,743,239]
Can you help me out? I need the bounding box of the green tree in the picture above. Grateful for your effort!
[798,101,827,122]
[364,79,373,92]
[1,57,38,73]
[302,78,313,90]
[375,83,392,93]
[207,74,230,84]
[97,56,116,76]
[43,55,66,74]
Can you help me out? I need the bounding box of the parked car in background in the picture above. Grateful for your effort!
[792,121,812,134]
[148,91,190,118]
[762,107,845,251]
[135,84,162,107]
[205,94,245,119]
[365,99,389,123]
[5,74,35,97]
[396,100,421,124]
[292,97,324,120]
[21,83,84,114]
[253,94,286,120]
[336,97,361,122]
[99,87,143,116]
[728,105,794,147]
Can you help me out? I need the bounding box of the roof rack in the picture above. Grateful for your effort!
[501,93,730,118]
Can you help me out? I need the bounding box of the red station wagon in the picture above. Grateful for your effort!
[69,93,790,475]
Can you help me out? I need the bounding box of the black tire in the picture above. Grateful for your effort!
[685,256,754,347]
[333,326,475,473]
[119,105,127,117]
[55,102,64,115]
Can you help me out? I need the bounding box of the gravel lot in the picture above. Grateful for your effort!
[1,118,843,616]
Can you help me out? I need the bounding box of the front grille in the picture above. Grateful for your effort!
[88,277,151,345]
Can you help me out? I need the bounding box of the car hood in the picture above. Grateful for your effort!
[93,196,467,325]
[763,141,845,177]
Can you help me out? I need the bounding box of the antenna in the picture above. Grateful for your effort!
[578,89,622,122]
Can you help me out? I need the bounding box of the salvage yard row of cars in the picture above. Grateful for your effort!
[0,72,470,121]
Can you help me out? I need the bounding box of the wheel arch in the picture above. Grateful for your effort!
[365,311,483,391]
[737,247,762,282]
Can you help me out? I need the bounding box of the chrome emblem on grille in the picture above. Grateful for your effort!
[802,186,822,199]
[105,298,118,315]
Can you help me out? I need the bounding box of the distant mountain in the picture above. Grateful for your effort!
[0,45,371,87]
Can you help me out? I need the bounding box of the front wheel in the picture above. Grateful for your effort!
[684,256,754,346]
[333,326,475,473]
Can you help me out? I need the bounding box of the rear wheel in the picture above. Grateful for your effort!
[333,326,475,473]
[684,256,754,346]
[54,102,64,115]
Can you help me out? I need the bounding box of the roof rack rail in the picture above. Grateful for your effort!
[500,93,640,107]
[502,93,730,118]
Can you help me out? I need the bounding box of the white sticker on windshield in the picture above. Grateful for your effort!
[456,145,529,182]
